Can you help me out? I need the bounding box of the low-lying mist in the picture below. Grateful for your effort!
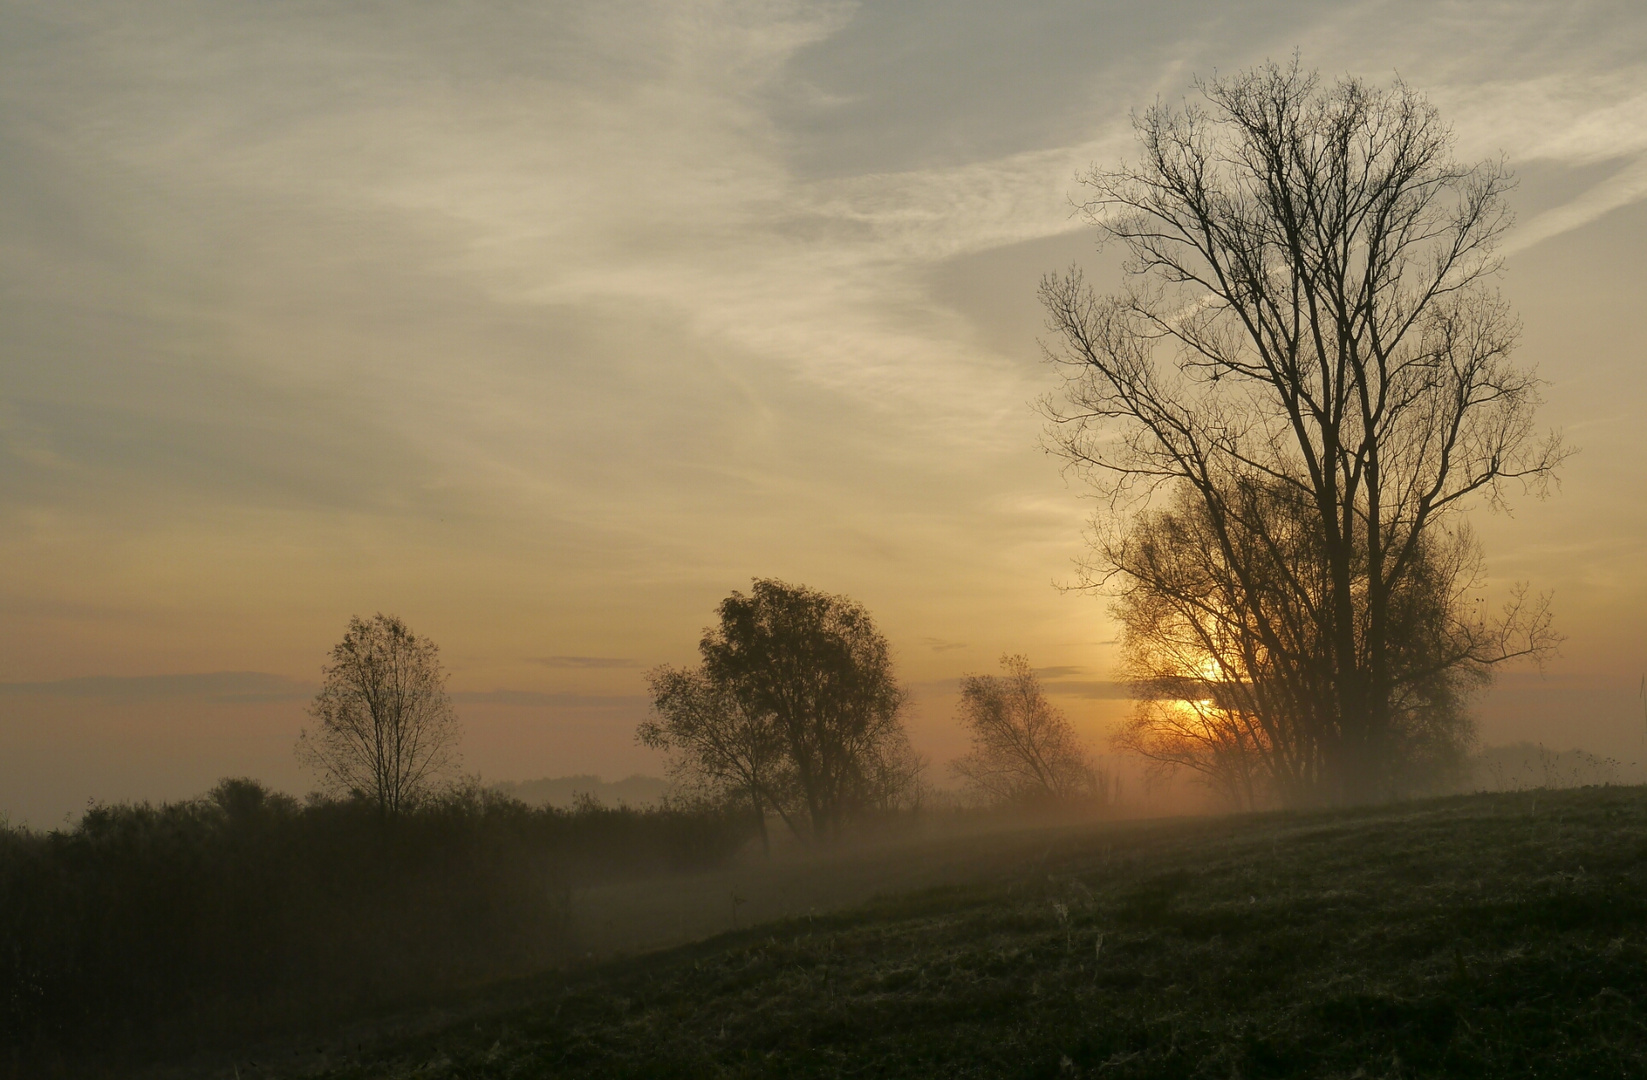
[1,738,1621,1068]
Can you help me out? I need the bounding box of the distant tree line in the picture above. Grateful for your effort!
[2,597,1125,1062]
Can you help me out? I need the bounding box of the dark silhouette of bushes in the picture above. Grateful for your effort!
[0,778,752,1060]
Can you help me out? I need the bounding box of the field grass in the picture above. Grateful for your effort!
[188,786,1647,1078]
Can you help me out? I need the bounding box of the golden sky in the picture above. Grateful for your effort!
[2,1,1644,824]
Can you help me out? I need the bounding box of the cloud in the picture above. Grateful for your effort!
[6,0,1638,536]
[916,670,1129,699]
[1043,679,1133,700]
[921,637,967,653]
[1488,671,1639,690]
[1503,156,1647,255]
[0,672,315,704]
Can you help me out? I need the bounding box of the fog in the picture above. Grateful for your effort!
[3,2,1646,1073]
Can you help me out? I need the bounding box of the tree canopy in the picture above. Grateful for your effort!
[643,579,917,843]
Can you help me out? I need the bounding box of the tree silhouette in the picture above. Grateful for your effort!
[695,579,913,841]
[952,655,1100,807]
[639,664,799,854]
[296,613,461,816]
[1108,479,1507,806]
[1042,61,1562,804]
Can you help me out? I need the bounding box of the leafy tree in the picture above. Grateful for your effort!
[639,665,799,854]
[951,655,1100,807]
[296,613,461,816]
[695,579,912,842]
[1041,61,1562,804]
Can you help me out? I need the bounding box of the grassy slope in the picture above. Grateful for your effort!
[277,786,1647,1078]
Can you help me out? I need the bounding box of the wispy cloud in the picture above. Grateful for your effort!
[0,674,648,711]
[6,0,1638,525]
[1503,156,1647,255]
[921,637,967,653]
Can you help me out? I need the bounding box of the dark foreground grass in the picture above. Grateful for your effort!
[212,787,1647,1078]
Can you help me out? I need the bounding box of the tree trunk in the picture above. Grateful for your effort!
[750,786,770,857]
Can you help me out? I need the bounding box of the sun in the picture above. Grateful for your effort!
[1194,656,1225,682]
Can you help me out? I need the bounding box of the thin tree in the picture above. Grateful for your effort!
[296,613,461,816]
[951,655,1099,807]
[638,664,801,854]
[699,579,911,841]
[1041,60,1563,804]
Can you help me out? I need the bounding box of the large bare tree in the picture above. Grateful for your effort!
[296,613,461,816]
[1041,61,1562,804]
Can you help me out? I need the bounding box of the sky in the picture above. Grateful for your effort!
[2,0,1644,825]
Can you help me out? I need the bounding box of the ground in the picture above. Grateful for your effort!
[164,786,1647,1078]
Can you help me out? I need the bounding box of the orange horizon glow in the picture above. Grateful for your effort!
[3,2,1644,825]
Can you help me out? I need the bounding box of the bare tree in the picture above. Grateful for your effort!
[951,655,1099,807]
[639,664,801,854]
[1109,480,1493,806]
[1041,61,1562,804]
[699,579,911,841]
[296,613,461,816]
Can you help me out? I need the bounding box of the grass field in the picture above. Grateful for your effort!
[172,785,1647,1079]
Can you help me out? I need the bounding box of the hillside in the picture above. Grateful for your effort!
[188,786,1647,1079]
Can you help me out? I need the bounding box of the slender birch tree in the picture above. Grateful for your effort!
[297,613,461,816]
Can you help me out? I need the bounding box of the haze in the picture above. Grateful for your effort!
[2,0,1644,825]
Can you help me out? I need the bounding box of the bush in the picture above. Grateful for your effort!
[0,779,753,1059]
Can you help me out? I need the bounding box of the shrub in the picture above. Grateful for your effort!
[0,778,752,1058]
